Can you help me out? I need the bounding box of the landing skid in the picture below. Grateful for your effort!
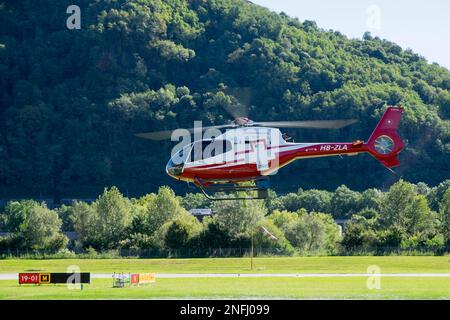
[193,177,269,200]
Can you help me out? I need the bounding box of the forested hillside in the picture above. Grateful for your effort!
[1,0,450,198]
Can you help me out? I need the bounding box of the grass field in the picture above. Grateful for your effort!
[1,256,449,299]
[1,277,449,299]
[1,256,450,274]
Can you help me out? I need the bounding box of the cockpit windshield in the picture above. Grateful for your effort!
[166,143,193,177]
[169,143,192,166]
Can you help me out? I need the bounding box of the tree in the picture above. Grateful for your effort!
[253,219,294,254]
[181,193,212,210]
[128,198,149,235]
[296,189,332,213]
[428,180,450,210]
[119,233,155,250]
[150,40,195,62]
[213,198,266,239]
[72,201,97,248]
[18,204,68,251]
[0,200,36,232]
[380,180,437,232]
[145,186,188,235]
[1,0,450,198]
[379,180,417,231]
[439,188,450,244]
[278,193,302,212]
[56,204,76,231]
[93,187,132,248]
[162,212,202,250]
[341,215,379,250]
[2,201,67,251]
[268,209,299,233]
[331,185,362,218]
[195,217,233,249]
[285,212,339,254]
[359,188,383,211]
[315,212,342,254]
[378,180,440,248]
[415,182,431,196]
[82,187,133,249]
[264,189,285,213]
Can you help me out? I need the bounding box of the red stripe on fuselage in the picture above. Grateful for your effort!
[179,143,367,181]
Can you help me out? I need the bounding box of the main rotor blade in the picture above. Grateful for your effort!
[135,124,234,140]
[135,130,175,140]
[252,119,357,129]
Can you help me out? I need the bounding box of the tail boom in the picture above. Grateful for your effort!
[274,106,405,170]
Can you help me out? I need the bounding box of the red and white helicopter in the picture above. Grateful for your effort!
[137,106,404,199]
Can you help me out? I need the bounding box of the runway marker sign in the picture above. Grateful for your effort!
[39,273,51,284]
[18,273,39,284]
[130,273,156,285]
[18,272,90,285]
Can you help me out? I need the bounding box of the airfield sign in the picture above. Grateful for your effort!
[18,272,90,285]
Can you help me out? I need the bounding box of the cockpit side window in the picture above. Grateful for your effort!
[188,140,232,162]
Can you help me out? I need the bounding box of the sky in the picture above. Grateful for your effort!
[251,0,450,70]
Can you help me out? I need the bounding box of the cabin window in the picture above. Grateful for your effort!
[189,140,232,162]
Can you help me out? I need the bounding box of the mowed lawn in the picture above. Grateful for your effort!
[0,256,449,299]
[1,256,450,274]
[0,277,449,299]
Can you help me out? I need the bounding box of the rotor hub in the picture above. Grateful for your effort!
[233,117,253,126]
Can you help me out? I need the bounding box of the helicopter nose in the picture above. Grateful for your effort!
[166,160,183,178]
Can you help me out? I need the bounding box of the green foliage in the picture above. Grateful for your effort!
[92,187,133,248]
[195,216,233,249]
[181,192,212,210]
[71,201,97,247]
[72,187,133,249]
[359,189,383,212]
[150,39,195,61]
[264,189,284,212]
[379,180,436,236]
[428,179,450,210]
[56,204,76,231]
[341,215,379,249]
[162,212,202,249]
[20,204,67,251]
[298,189,332,213]
[0,201,67,251]
[0,0,449,198]
[343,179,444,251]
[213,198,266,238]
[267,209,299,232]
[1,181,450,255]
[145,186,188,235]
[119,233,155,250]
[439,188,450,244]
[284,212,340,255]
[331,185,362,219]
[0,200,36,232]
[253,219,294,254]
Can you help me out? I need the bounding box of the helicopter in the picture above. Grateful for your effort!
[136,106,404,200]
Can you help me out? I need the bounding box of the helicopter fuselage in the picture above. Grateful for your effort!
[165,107,404,184]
